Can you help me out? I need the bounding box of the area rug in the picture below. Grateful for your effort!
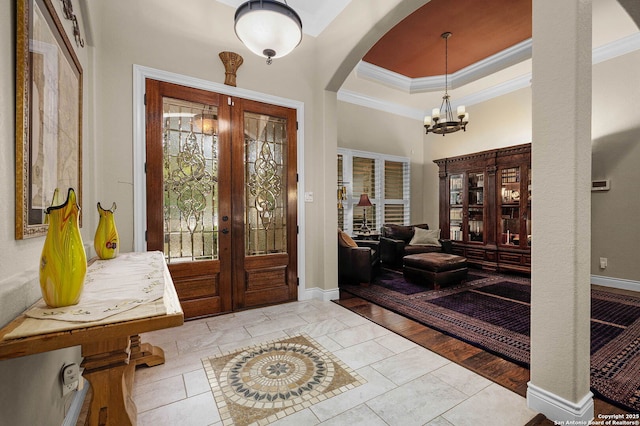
[202,334,366,426]
[341,269,640,413]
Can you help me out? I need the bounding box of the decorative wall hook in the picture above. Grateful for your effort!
[219,52,244,87]
[60,0,84,47]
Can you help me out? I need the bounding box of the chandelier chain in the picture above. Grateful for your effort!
[444,33,449,97]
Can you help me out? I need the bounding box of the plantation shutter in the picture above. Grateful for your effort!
[384,160,410,225]
[337,149,410,234]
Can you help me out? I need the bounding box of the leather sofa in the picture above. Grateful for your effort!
[379,223,452,268]
[338,230,380,285]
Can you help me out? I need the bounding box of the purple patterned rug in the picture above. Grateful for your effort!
[341,269,640,413]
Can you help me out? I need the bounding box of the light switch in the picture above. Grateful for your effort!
[304,192,313,202]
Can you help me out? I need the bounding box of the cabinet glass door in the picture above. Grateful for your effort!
[449,173,463,241]
[500,167,521,246]
[467,172,484,243]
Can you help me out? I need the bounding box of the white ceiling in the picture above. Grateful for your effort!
[216,0,352,37]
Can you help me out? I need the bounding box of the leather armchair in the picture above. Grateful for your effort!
[379,223,452,268]
[338,230,380,285]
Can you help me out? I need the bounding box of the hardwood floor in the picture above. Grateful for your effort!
[335,290,630,425]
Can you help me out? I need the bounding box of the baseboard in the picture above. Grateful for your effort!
[62,381,89,426]
[300,287,340,302]
[591,274,640,292]
[527,382,594,423]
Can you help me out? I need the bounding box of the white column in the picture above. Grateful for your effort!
[528,0,593,422]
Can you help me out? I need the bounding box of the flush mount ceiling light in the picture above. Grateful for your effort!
[424,32,469,136]
[234,0,303,65]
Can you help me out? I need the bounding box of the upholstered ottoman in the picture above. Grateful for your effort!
[403,253,468,290]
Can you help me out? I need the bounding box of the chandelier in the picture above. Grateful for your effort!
[234,0,303,65]
[424,32,469,135]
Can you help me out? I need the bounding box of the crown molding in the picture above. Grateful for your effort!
[343,33,640,119]
[357,33,640,94]
[337,89,424,120]
[341,70,589,119]
[453,74,532,108]
[357,39,532,94]
[336,76,532,120]
[593,31,640,64]
[356,62,414,92]
[413,39,532,93]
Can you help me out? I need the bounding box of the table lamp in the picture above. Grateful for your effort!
[356,193,372,234]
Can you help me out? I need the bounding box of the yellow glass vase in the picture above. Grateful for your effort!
[94,202,120,260]
[39,188,87,308]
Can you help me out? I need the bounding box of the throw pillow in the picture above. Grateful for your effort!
[338,230,358,248]
[409,227,441,247]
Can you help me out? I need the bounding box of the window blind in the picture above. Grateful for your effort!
[384,160,409,225]
[337,149,410,235]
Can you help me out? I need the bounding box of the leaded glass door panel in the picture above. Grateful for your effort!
[146,80,297,318]
[146,80,232,318]
[231,99,297,309]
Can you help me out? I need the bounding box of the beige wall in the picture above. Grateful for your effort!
[89,0,316,252]
[0,0,637,422]
[0,0,428,412]
[0,0,87,423]
[88,0,421,295]
[337,101,425,225]
[422,87,533,229]
[338,49,640,283]
[432,51,640,283]
[88,0,327,291]
[591,50,640,281]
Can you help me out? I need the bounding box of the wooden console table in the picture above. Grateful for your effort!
[0,252,184,426]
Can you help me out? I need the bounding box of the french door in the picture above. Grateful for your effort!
[145,80,298,319]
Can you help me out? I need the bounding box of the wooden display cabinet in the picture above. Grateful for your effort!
[435,143,531,274]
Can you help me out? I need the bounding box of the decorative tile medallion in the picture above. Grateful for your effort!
[202,334,366,426]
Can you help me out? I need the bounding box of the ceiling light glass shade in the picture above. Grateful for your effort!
[234,0,303,63]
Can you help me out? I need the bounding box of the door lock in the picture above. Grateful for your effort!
[221,228,229,234]
[222,216,229,221]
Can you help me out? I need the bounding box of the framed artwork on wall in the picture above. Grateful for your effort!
[15,0,83,239]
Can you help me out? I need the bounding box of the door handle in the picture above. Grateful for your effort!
[221,228,229,234]
[222,216,229,221]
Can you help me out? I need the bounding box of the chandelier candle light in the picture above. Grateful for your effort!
[424,32,469,135]
[234,0,303,65]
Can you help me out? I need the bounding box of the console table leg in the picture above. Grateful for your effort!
[82,338,136,426]
[130,334,166,367]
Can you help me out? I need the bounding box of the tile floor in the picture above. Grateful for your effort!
[133,299,539,426]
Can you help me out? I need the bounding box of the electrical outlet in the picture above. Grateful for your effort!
[61,363,80,396]
[599,257,607,269]
[62,379,78,396]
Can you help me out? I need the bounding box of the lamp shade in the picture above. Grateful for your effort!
[356,194,372,207]
[234,0,302,61]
